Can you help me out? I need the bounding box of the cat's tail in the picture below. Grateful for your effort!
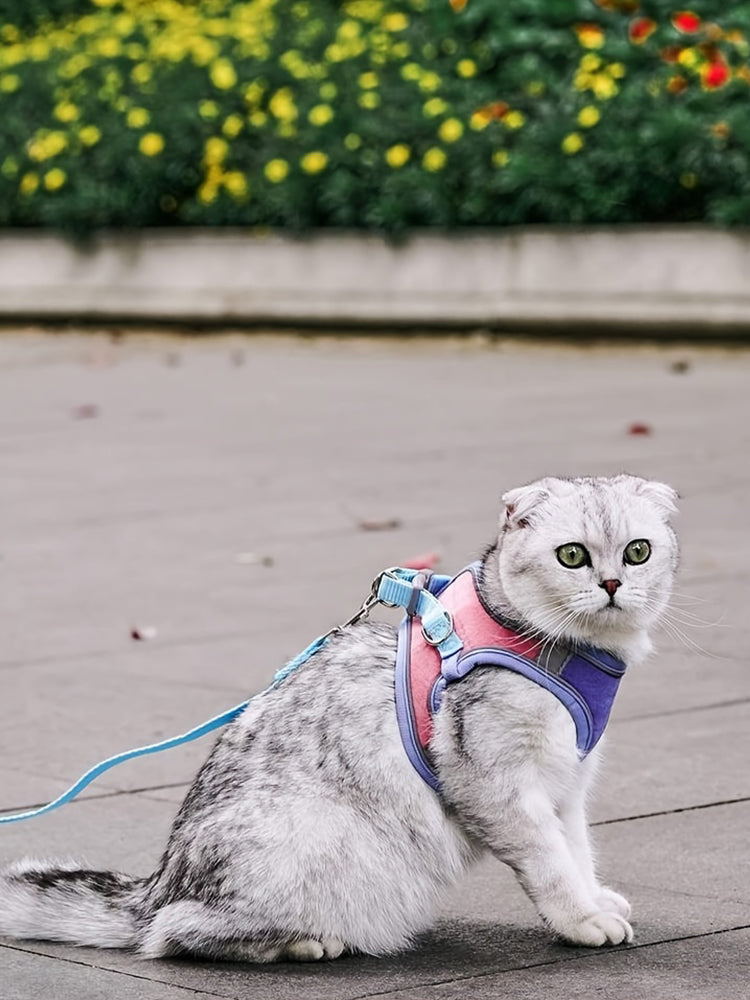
[0,857,144,949]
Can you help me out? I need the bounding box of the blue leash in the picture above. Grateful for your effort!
[0,568,454,825]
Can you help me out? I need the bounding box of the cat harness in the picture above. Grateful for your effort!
[383,563,627,792]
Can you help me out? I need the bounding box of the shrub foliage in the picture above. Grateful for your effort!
[2,0,750,230]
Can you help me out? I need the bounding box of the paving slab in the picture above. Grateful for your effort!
[0,331,748,999]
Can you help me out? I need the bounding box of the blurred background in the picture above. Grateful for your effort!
[2,0,750,231]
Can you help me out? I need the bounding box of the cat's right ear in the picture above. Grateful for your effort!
[502,483,550,529]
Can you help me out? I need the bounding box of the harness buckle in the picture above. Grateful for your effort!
[421,610,454,646]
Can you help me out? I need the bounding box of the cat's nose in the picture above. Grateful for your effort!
[599,579,622,598]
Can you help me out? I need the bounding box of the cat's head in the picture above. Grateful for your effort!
[493,475,679,660]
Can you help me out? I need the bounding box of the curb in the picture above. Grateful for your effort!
[2,227,750,334]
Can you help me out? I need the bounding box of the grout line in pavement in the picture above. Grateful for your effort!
[591,794,750,827]
[615,695,750,724]
[3,787,749,828]
[344,922,750,1000]
[0,781,190,817]
[0,941,231,999]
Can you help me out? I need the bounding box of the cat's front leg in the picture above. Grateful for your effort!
[557,753,631,921]
[502,786,633,947]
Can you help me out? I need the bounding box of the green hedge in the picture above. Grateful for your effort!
[2,0,750,231]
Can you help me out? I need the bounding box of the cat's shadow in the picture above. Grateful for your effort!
[171,921,570,982]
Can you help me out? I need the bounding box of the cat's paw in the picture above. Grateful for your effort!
[596,887,631,920]
[281,937,345,962]
[559,911,633,948]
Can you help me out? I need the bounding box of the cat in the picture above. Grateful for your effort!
[0,474,678,962]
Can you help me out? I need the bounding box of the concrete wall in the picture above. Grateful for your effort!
[2,227,750,332]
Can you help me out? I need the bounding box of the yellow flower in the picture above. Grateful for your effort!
[126,107,150,128]
[319,81,337,100]
[222,114,244,137]
[385,143,410,167]
[210,59,237,90]
[28,131,67,161]
[223,171,248,199]
[680,172,698,188]
[265,158,290,182]
[422,147,446,171]
[53,102,79,123]
[456,59,476,78]
[469,111,490,131]
[95,37,121,58]
[300,150,328,173]
[199,100,220,119]
[592,74,618,99]
[205,136,229,164]
[198,181,218,205]
[78,125,101,146]
[359,71,379,89]
[492,150,510,168]
[401,63,421,81]
[139,132,164,156]
[561,132,584,155]
[574,24,605,49]
[308,103,333,126]
[43,168,66,191]
[131,62,152,85]
[580,54,602,72]
[423,97,448,117]
[525,80,545,97]
[249,111,268,127]
[343,133,362,150]
[577,105,600,128]
[359,91,381,109]
[418,71,441,92]
[504,110,526,129]
[677,48,699,68]
[607,62,626,79]
[1,156,18,177]
[0,74,20,93]
[438,118,463,142]
[20,172,39,195]
[269,87,298,122]
[382,12,409,31]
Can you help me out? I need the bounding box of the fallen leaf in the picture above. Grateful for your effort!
[400,552,441,570]
[72,404,99,419]
[670,359,691,374]
[358,518,402,532]
[235,552,274,567]
[131,626,158,641]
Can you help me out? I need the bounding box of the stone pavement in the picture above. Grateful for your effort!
[0,329,748,1000]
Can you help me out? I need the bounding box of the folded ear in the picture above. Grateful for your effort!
[636,479,679,517]
[502,482,551,528]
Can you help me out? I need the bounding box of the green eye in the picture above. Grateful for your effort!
[556,543,590,569]
[624,539,651,565]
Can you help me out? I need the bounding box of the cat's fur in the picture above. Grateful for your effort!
[0,474,679,961]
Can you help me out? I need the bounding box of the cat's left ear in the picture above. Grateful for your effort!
[636,479,679,517]
[502,482,551,528]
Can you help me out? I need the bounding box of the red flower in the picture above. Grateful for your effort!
[672,11,702,34]
[703,59,730,88]
[629,17,657,44]
[476,101,510,121]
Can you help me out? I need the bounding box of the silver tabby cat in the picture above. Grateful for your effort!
[0,475,678,961]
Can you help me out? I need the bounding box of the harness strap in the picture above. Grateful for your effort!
[0,701,250,825]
